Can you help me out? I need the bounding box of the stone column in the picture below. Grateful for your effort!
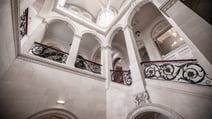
[122,25,146,93]
[101,45,113,88]
[67,34,81,67]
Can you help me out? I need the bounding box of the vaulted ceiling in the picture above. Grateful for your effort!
[65,0,127,19]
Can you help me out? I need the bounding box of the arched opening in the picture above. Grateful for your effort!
[135,112,169,119]
[111,30,129,70]
[29,20,74,63]
[113,57,122,71]
[43,20,74,53]
[74,33,102,74]
[110,29,132,86]
[126,104,184,119]
[130,2,193,60]
[27,108,77,119]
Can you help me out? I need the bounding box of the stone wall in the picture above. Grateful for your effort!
[0,59,106,119]
[0,0,16,79]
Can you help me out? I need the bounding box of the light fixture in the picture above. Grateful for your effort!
[171,41,177,47]
[180,37,183,41]
[172,32,177,37]
[57,100,65,104]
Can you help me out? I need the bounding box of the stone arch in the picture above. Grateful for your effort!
[77,32,103,62]
[41,19,75,53]
[107,25,123,47]
[126,0,151,27]
[80,30,104,47]
[27,108,78,119]
[126,103,184,119]
[108,25,130,70]
[45,16,78,33]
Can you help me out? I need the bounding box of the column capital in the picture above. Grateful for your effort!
[42,18,49,24]
[73,34,81,39]
[122,24,133,31]
[101,45,112,50]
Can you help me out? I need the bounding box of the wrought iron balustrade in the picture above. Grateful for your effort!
[74,55,102,74]
[110,70,132,86]
[141,59,212,86]
[20,8,28,39]
[30,42,68,63]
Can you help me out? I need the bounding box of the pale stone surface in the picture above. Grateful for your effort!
[0,59,106,119]
[1,0,212,119]
[0,0,16,79]
[146,79,212,119]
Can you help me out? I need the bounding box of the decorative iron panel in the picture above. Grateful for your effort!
[30,42,68,63]
[110,70,132,86]
[20,8,28,39]
[143,60,212,86]
[75,55,101,74]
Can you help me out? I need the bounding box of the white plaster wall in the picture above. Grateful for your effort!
[0,0,16,79]
[107,83,135,119]
[146,79,212,119]
[0,59,106,119]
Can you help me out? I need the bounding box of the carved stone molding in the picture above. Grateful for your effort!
[160,0,178,14]
[151,20,171,39]
[134,91,151,106]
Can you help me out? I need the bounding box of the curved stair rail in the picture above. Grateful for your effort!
[141,59,212,86]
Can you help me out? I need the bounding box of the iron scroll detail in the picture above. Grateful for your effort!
[20,8,28,39]
[143,60,212,86]
[30,42,68,63]
[74,55,101,74]
[110,70,132,86]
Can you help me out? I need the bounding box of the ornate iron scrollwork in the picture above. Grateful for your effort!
[20,8,28,39]
[110,70,132,86]
[74,55,101,74]
[143,60,212,86]
[30,42,68,63]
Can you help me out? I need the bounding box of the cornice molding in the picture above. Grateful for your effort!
[160,0,178,14]
[101,45,112,50]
